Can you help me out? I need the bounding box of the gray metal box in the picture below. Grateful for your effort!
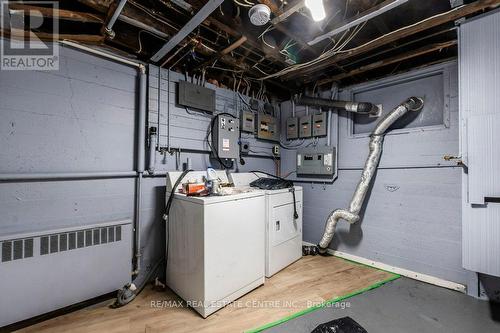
[312,112,327,137]
[256,113,280,142]
[286,117,299,140]
[177,80,216,113]
[213,114,240,159]
[296,146,336,176]
[299,115,312,138]
[241,110,255,133]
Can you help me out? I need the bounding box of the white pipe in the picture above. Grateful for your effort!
[60,40,145,70]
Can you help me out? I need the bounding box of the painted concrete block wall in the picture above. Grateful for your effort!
[283,61,475,288]
[0,44,275,319]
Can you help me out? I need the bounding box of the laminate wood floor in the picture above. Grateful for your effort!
[18,256,395,333]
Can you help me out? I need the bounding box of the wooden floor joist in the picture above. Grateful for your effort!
[282,0,499,81]
[317,39,458,85]
[8,4,104,24]
[1,29,105,44]
[17,256,396,333]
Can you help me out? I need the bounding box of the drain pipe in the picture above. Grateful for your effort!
[295,95,379,115]
[305,97,424,255]
[133,66,147,276]
[103,0,128,38]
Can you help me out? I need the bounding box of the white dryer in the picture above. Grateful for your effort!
[165,171,266,317]
[229,172,303,277]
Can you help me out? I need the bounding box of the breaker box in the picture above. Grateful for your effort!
[241,110,255,133]
[286,117,299,140]
[312,113,327,137]
[299,115,312,138]
[177,80,215,113]
[212,114,240,159]
[257,113,280,142]
[296,146,336,176]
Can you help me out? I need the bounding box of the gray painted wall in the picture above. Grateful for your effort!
[0,43,275,321]
[281,61,477,291]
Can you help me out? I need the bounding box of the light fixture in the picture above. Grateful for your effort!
[305,0,326,22]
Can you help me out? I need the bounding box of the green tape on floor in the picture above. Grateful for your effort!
[245,273,400,333]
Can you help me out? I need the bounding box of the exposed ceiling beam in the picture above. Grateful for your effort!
[77,0,173,39]
[150,0,224,62]
[257,0,319,56]
[308,0,409,46]
[317,40,457,85]
[1,29,104,44]
[194,36,248,70]
[203,17,288,67]
[283,0,499,81]
[271,0,304,25]
[8,4,104,23]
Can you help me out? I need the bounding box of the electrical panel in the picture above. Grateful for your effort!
[299,115,312,138]
[286,117,298,140]
[296,146,336,176]
[241,110,255,133]
[177,80,215,113]
[212,114,240,159]
[312,113,328,137]
[257,113,280,142]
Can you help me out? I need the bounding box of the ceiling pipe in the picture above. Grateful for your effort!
[103,0,129,38]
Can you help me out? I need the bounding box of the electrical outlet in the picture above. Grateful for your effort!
[240,140,250,154]
[272,145,280,157]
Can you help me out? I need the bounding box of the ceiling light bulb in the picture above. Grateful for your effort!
[305,0,326,22]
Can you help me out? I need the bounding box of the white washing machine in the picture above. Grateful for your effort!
[165,171,265,318]
[229,172,303,277]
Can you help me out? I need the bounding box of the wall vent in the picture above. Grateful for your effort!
[1,238,35,262]
[2,226,123,264]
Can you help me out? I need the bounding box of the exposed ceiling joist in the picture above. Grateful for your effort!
[271,0,305,25]
[8,3,103,23]
[150,0,224,62]
[308,0,409,46]
[283,0,499,81]
[317,40,457,85]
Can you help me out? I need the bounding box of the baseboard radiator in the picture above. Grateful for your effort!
[0,219,132,327]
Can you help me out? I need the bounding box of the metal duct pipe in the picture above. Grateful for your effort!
[295,95,379,115]
[311,97,424,254]
[104,0,128,38]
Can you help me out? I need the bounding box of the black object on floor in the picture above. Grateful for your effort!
[311,317,368,333]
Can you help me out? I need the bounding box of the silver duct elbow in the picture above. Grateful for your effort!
[314,97,424,254]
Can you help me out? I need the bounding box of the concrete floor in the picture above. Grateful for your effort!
[266,278,500,333]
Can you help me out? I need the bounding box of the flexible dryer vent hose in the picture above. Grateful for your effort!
[304,97,424,255]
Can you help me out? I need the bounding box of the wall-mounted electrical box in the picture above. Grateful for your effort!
[212,114,240,159]
[299,115,312,138]
[296,146,336,176]
[177,80,215,113]
[286,117,299,140]
[257,113,280,142]
[312,113,327,137]
[241,110,255,133]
